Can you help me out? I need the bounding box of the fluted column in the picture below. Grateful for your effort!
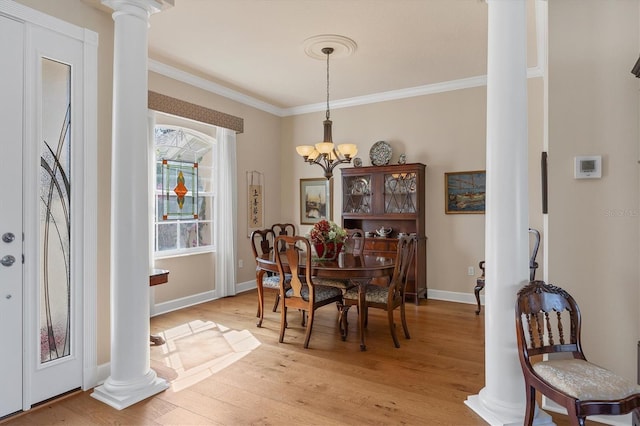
[464,1,553,424]
[91,0,170,410]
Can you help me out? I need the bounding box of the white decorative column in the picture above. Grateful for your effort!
[465,1,553,425]
[91,0,170,410]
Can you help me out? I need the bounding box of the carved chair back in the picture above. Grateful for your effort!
[344,228,365,255]
[516,280,582,361]
[250,229,275,261]
[388,235,417,300]
[475,228,541,315]
[271,223,296,252]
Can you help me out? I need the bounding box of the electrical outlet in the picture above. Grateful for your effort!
[238,259,244,268]
[467,266,474,276]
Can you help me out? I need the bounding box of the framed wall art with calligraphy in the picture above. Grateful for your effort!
[247,171,264,236]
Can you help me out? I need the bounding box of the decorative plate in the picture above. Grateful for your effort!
[353,157,363,167]
[369,141,392,166]
[350,177,369,195]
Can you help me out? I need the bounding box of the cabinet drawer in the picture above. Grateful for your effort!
[364,239,397,252]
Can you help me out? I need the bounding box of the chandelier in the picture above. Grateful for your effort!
[296,47,357,180]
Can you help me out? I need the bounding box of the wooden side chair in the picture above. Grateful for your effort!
[340,235,416,348]
[271,223,296,252]
[274,235,344,349]
[250,229,283,326]
[475,227,541,314]
[515,280,640,425]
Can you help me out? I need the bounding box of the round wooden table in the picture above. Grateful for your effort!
[256,252,395,350]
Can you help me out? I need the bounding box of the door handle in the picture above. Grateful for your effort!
[2,233,15,243]
[1,255,15,267]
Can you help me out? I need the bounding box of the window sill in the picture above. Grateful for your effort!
[154,247,215,260]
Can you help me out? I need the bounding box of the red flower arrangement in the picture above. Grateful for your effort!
[307,220,347,259]
[308,219,346,244]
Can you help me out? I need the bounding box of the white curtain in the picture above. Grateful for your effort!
[215,126,237,297]
[147,113,157,315]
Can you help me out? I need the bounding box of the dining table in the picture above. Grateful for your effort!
[255,250,396,351]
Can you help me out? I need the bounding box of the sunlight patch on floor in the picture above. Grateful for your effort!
[151,319,261,392]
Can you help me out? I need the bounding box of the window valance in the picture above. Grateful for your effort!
[148,91,244,134]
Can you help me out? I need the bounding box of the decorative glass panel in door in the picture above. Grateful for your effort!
[384,172,417,213]
[343,174,371,213]
[40,58,71,363]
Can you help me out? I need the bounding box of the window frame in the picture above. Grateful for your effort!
[152,122,217,259]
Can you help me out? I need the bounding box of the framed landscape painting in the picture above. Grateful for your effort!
[445,170,486,214]
[300,178,332,224]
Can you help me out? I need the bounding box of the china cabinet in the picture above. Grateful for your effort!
[341,163,427,303]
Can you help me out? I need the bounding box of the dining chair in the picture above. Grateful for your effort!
[250,229,283,318]
[274,235,343,349]
[515,280,640,425]
[475,227,541,314]
[271,223,296,252]
[340,235,417,348]
[344,228,365,255]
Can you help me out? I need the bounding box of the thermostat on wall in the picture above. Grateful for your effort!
[574,155,602,179]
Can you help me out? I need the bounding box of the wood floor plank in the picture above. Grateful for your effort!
[3,290,602,425]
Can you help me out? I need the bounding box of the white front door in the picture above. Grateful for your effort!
[0,13,25,418]
[0,5,96,416]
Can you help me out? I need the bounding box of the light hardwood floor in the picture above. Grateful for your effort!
[3,290,596,425]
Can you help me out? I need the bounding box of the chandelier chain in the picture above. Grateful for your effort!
[326,49,330,121]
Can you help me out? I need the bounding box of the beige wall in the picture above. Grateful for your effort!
[549,1,639,381]
[282,80,544,296]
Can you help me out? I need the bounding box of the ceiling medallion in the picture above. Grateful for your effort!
[303,34,357,60]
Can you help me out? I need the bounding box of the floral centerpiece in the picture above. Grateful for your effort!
[307,219,347,259]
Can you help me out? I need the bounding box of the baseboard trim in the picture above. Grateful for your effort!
[427,288,483,307]
[151,290,218,317]
[150,282,484,318]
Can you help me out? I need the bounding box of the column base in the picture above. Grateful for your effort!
[465,393,555,426]
[91,371,169,410]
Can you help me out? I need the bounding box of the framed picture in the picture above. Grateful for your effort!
[300,178,332,224]
[445,170,486,214]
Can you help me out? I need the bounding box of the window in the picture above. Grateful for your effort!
[154,124,216,258]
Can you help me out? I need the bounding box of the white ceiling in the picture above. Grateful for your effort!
[144,0,538,113]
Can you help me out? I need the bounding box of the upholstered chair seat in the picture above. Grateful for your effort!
[286,284,342,302]
[343,284,400,305]
[262,274,293,289]
[533,359,640,401]
[313,277,357,290]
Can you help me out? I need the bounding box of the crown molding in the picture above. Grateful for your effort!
[148,59,286,116]
[149,59,544,118]
[283,75,490,116]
